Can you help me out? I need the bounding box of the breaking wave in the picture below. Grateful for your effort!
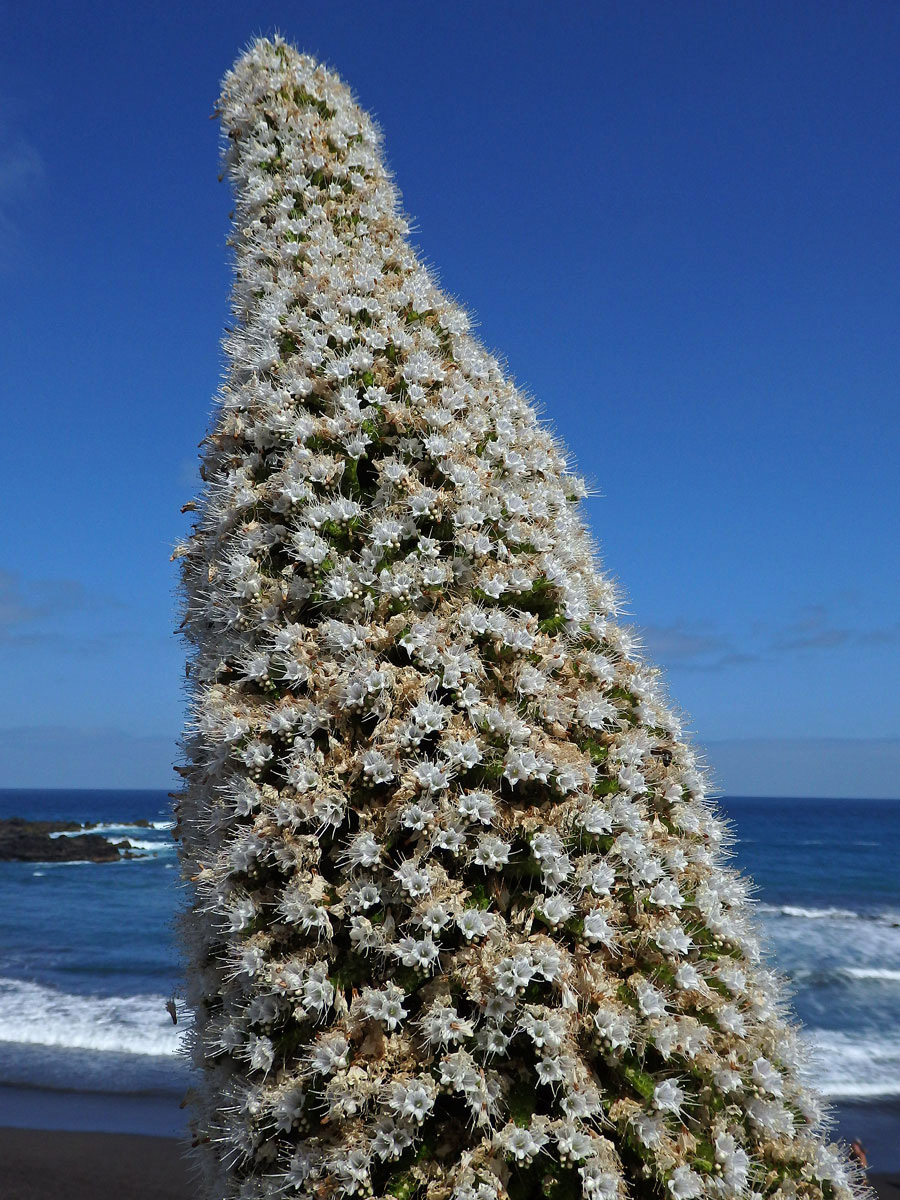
[0,978,184,1058]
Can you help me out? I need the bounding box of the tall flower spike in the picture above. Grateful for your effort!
[176,36,866,1200]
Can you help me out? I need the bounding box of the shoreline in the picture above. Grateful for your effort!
[0,1083,188,1139]
[0,1077,898,1197]
[0,1126,896,1200]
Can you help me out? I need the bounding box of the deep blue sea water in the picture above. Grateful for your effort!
[0,789,185,1130]
[0,790,898,1162]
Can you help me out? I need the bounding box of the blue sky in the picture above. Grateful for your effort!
[1,1,898,796]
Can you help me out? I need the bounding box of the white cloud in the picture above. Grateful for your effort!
[0,139,43,199]
[0,126,45,263]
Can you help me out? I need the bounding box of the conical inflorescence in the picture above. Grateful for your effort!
[176,36,864,1200]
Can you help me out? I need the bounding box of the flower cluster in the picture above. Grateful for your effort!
[175,36,864,1200]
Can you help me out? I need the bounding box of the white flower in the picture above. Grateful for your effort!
[421,1003,474,1046]
[517,665,546,695]
[667,1165,703,1200]
[632,1112,664,1149]
[347,882,381,911]
[342,831,382,868]
[285,1148,316,1188]
[536,1057,564,1086]
[673,963,703,991]
[654,922,691,955]
[416,903,451,934]
[555,1125,595,1162]
[617,765,647,795]
[371,1118,414,1161]
[362,983,408,1030]
[300,965,334,1016]
[531,830,565,861]
[236,945,265,978]
[494,954,535,995]
[409,698,447,733]
[653,1079,685,1114]
[371,517,404,549]
[308,1033,349,1075]
[539,894,574,926]
[458,791,496,824]
[457,908,495,940]
[714,1067,742,1094]
[473,835,510,869]
[714,1133,750,1188]
[811,1142,848,1184]
[593,1007,632,1050]
[247,1034,274,1073]
[541,852,574,888]
[438,1051,475,1092]
[413,761,449,792]
[747,1098,795,1137]
[751,1056,783,1096]
[394,935,440,971]
[559,1082,602,1120]
[387,1077,436,1123]
[634,980,667,1018]
[649,878,684,909]
[577,804,613,835]
[393,859,432,897]
[444,738,482,769]
[349,916,382,953]
[531,945,564,982]
[499,1122,548,1162]
[401,802,436,831]
[272,1086,306,1133]
[227,897,256,931]
[715,963,747,995]
[361,749,394,784]
[478,1026,511,1057]
[578,1163,617,1200]
[680,1025,710,1058]
[653,1019,678,1060]
[583,910,615,946]
[279,889,332,938]
[330,1148,371,1194]
[228,833,265,873]
[434,826,467,854]
[717,1004,746,1036]
[577,692,617,729]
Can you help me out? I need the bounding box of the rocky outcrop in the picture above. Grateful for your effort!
[0,818,133,862]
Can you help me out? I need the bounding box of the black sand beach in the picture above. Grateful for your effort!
[0,1128,193,1199]
[0,1128,896,1200]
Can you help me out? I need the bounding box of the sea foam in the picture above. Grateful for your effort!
[758,903,900,929]
[50,822,170,839]
[759,904,861,921]
[803,1029,900,1098]
[0,978,184,1057]
[109,838,176,853]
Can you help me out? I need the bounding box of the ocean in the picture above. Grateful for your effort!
[1,790,898,1166]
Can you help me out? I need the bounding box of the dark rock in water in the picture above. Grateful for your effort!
[0,817,130,862]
